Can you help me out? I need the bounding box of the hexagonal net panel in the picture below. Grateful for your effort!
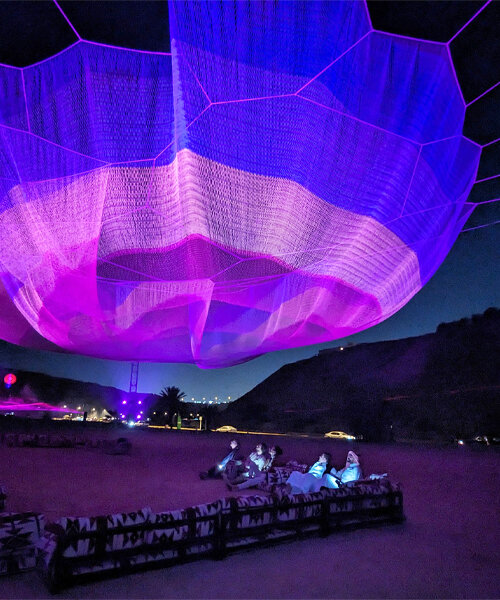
[0,1,480,367]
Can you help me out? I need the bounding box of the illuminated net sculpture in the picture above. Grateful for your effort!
[0,1,481,367]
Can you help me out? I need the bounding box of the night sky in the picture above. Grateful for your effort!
[0,1,498,400]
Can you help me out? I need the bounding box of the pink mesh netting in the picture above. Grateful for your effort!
[0,1,480,366]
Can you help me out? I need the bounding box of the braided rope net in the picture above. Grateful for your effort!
[0,1,480,367]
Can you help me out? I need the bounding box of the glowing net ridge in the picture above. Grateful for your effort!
[0,1,481,367]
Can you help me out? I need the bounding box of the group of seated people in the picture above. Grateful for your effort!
[199,439,282,490]
[199,439,363,494]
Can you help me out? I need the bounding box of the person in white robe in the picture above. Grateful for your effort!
[285,452,332,494]
[321,450,362,488]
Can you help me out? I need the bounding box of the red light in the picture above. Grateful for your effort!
[4,373,16,386]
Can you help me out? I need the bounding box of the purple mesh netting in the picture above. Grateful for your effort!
[0,1,481,367]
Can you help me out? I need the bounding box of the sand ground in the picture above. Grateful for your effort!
[0,428,499,599]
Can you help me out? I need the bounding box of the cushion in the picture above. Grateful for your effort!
[285,461,309,473]
[220,495,274,530]
[219,495,276,549]
[322,479,402,516]
[0,511,45,574]
[105,507,151,552]
[148,508,189,547]
[275,491,324,525]
[36,529,60,571]
[146,501,220,563]
[57,516,98,558]
[189,501,221,539]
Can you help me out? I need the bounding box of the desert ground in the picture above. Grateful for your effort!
[1,427,499,599]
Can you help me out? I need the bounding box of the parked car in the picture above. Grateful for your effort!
[324,430,356,440]
[215,425,238,433]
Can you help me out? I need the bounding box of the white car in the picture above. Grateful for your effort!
[216,425,238,433]
[324,430,356,440]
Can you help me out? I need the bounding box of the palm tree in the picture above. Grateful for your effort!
[149,386,186,426]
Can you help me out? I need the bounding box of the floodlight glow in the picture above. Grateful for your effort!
[0,2,480,367]
[0,398,80,413]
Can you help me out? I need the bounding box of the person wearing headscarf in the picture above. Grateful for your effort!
[321,450,362,488]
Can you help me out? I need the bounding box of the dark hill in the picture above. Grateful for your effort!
[222,308,500,440]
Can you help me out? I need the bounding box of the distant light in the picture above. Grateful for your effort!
[4,373,16,387]
[458,439,464,445]
[122,400,127,405]
[92,407,96,411]
[63,405,67,408]
[138,400,142,404]
[340,347,344,350]
[228,396,231,400]
[140,411,143,414]
[128,421,134,427]
[164,412,167,415]
[209,400,213,404]
[136,414,141,419]
[192,398,195,401]
[77,406,81,410]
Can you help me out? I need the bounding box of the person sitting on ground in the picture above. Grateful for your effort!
[284,452,332,495]
[199,438,244,480]
[228,445,284,491]
[224,442,269,489]
[321,450,362,489]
